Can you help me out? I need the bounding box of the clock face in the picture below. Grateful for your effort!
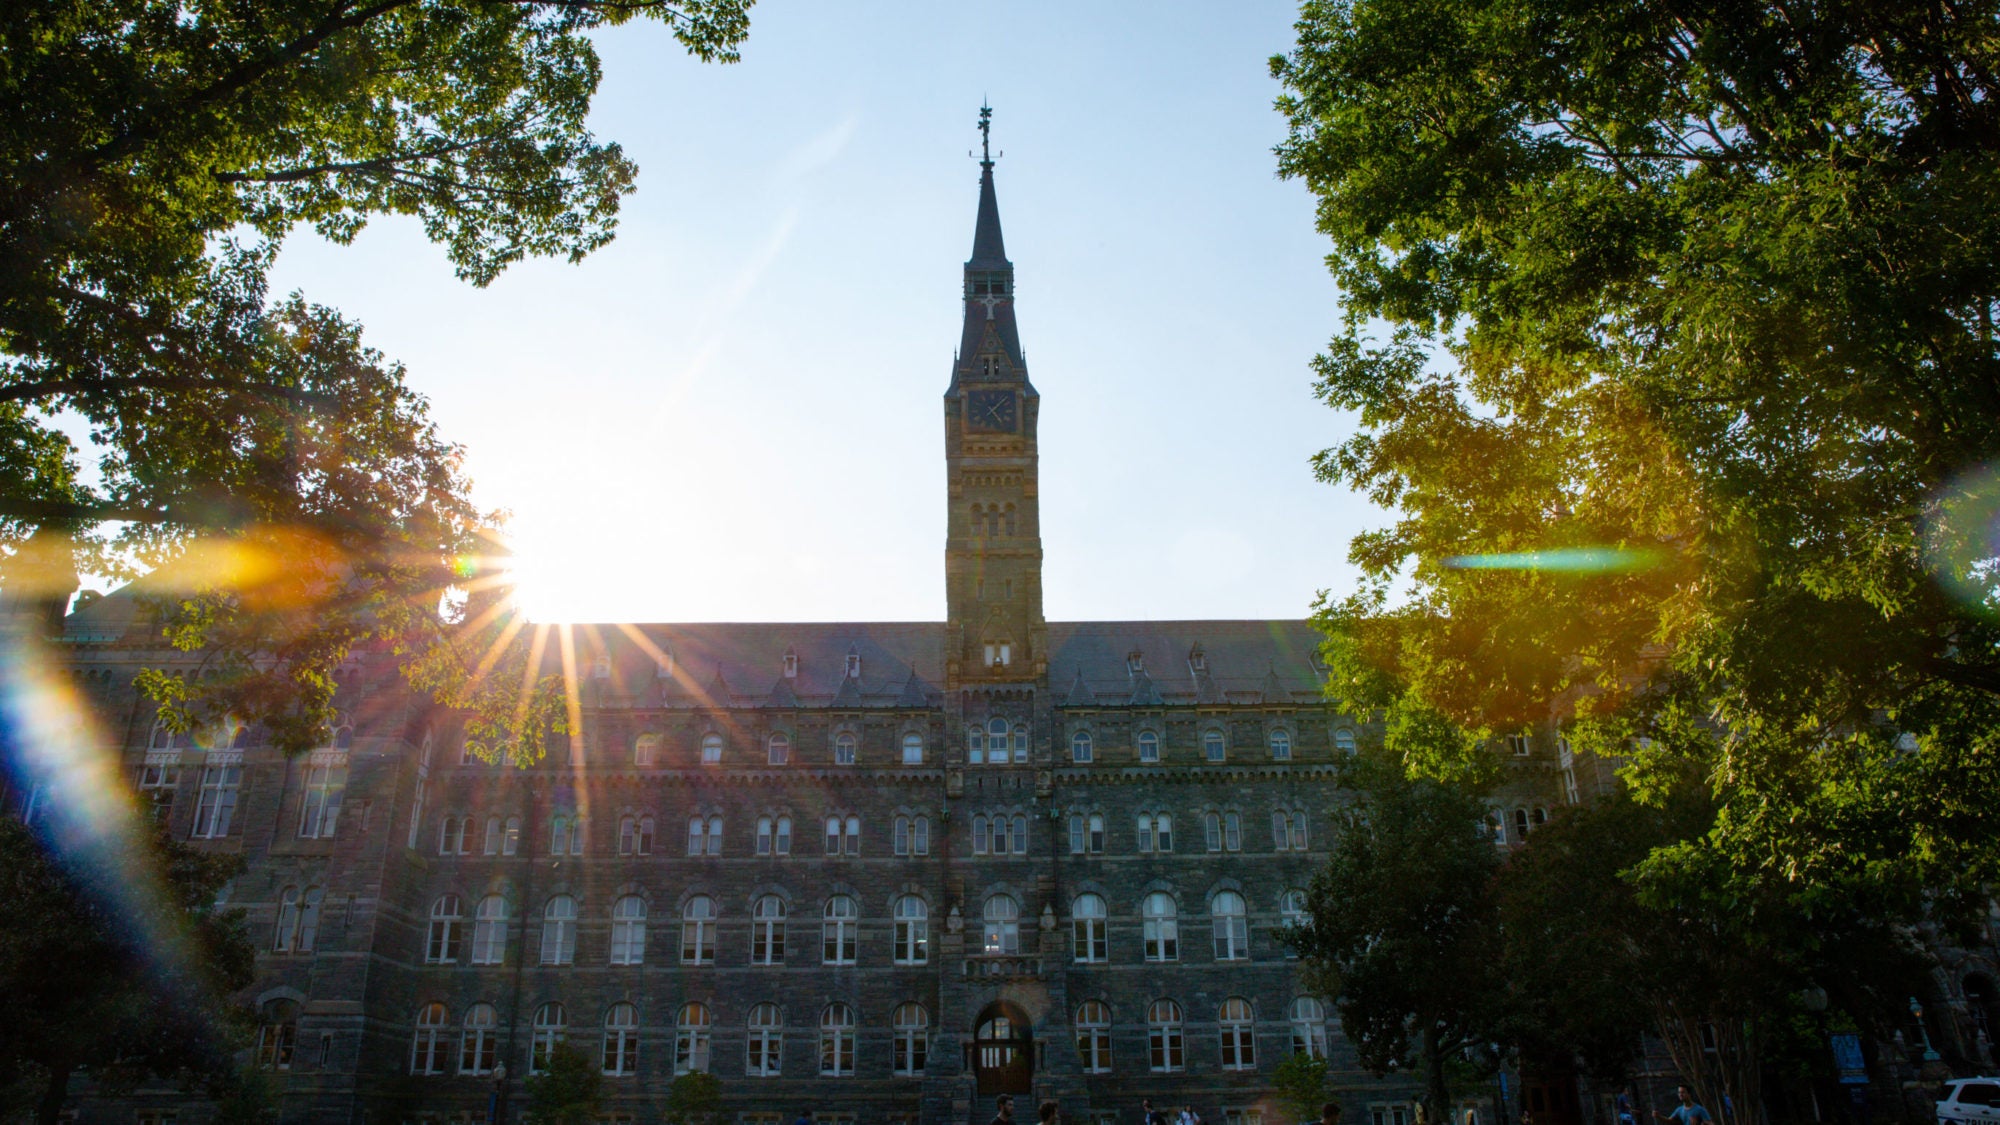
[966,389,1018,433]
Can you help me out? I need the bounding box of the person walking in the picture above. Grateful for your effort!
[1143,1099,1168,1125]
[1040,1101,1061,1125]
[1653,1086,1712,1125]
[993,1095,1016,1125]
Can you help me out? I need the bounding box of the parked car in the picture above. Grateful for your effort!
[1938,1078,2000,1125]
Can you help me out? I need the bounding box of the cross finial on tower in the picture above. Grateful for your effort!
[977,101,993,169]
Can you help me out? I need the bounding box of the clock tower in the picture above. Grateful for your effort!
[944,105,1045,690]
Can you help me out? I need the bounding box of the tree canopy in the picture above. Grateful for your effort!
[1274,0,2000,906]
[0,816,255,1125]
[0,0,753,751]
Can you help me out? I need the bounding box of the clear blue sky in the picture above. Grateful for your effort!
[267,1,1374,624]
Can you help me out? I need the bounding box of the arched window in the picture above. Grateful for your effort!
[459,1003,498,1074]
[767,732,790,766]
[1013,723,1029,759]
[503,815,521,855]
[968,725,986,764]
[471,895,507,964]
[426,895,463,963]
[1147,1000,1185,1073]
[700,732,723,764]
[602,1003,638,1076]
[893,1003,930,1075]
[1274,809,1310,851]
[983,895,1020,955]
[410,1002,448,1074]
[1137,812,1173,853]
[824,815,860,855]
[822,896,858,964]
[619,816,637,855]
[746,1003,783,1077]
[1270,728,1293,760]
[1137,730,1161,762]
[1143,893,1179,962]
[674,1002,711,1074]
[1204,811,1242,852]
[1072,894,1108,963]
[895,814,931,856]
[1513,807,1531,839]
[541,895,577,965]
[819,1004,855,1076]
[634,733,661,767]
[756,815,792,855]
[439,816,467,855]
[894,896,929,964]
[483,816,502,855]
[1335,727,1358,755]
[752,896,786,965]
[681,896,716,964]
[1076,1000,1112,1073]
[902,732,924,765]
[1212,891,1249,961]
[1290,997,1330,1058]
[550,814,573,856]
[531,1002,566,1074]
[1281,889,1308,959]
[1218,997,1256,1070]
[1203,729,1226,762]
[609,896,646,965]
[973,814,990,854]
[834,731,857,765]
[1071,730,1094,763]
[987,717,1011,764]
[688,814,721,856]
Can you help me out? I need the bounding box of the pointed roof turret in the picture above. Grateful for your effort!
[949,103,1031,387]
[896,667,933,709]
[1062,667,1099,708]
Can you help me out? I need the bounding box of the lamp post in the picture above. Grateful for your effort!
[489,1062,509,1125]
[1910,998,1941,1062]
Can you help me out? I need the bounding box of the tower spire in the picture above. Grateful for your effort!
[969,103,1007,269]
[978,101,993,169]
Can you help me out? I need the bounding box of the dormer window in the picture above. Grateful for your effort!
[845,651,862,679]
[1188,646,1208,674]
[1127,651,1145,675]
[984,641,1012,668]
[656,649,674,679]
[782,649,798,679]
[980,355,1003,378]
[591,656,610,681]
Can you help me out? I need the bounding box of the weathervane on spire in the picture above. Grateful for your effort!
[977,101,994,168]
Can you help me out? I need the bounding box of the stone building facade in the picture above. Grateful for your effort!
[19,150,1587,1125]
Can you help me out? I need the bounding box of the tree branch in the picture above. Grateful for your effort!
[0,374,341,410]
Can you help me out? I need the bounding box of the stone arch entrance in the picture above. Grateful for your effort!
[971,1000,1033,1096]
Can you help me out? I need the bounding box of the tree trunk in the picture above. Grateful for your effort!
[1423,1022,1453,1125]
[36,1062,72,1125]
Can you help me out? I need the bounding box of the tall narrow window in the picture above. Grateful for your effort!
[834,731,857,765]
[1270,729,1293,760]
[913,814,930,855]
[298,760,346,838]
[1225,811,1242,851]
[459,1003,498,1075]
[675,1003,711,1074]
[681,896,716,964]
[902,732,924,764]
[894,896,929,964]
[426,896,463,963]
[138,762,179,823]
[1290,997,1330,1058]
[752,896,786,965]
[191,764,241,838]
[767,733,790,766]
[274,887,323,953]
[531,1003,567,1074]
[756,815,792,856]
[602,1003,638,1076]
[551,815,572,856]
[1137,731,1160,763]
[609,896,646,965]
[1147,1000,1185,1073]
[1071,730,1094,763]
[1212,891,1249,961]
[470,895,508,964]
[700,733,723,764]
[542,895,577,965]
[1218,997,1256,1070]
[822,896,858,965]
[894,815,911,855]
[410,1003,448,1074]
[983,895,1020,955]
[819,1004,855,1077]
[483,816,502,855]
[1280,889,1308,958]
[1089,814,1105,852]
[746,1004,783,1077]
[968,726,986,765]
[988,718,1011,764]
[1143,893,1179,962]
[893,1003,930,1075]
[634,733,661,767]
[1076,1001,1112,1074]
[1069,814,1086,854]
[503,815,521,855]
[1203,730,1226,762]
[1072,894,1108,963]
[1205,813,1223,852]
[439,816,468,855]
[1335,728,1358,755]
